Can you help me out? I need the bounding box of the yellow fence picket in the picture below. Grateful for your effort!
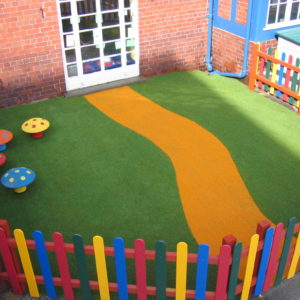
[240,234,259,300]
[175,242,188,300]
[93,235,110,300]
[14,229,39,297]
[287,230,300,279]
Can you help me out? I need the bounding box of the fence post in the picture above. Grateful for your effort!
[215,245,232,300]
[0,258,9,293]
[0,228,23,295]
[135,239,147,300]
[252,221,271,273]
[0,220,24,294]
[248,43,259,91]
[222,235,237,251]
[247,220,271,295]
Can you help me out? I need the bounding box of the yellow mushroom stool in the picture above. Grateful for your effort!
[21,118,50,138]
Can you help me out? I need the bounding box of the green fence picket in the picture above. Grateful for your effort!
[289,58,300,105]
[227,242,242,300]
[274,217,297,286]
[72,234,92,300]
[264,47,273,92]
[156,241,167,300]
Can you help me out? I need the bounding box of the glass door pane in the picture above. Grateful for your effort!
[58,0,139,90]
[101,0,122,70]
[60,1,78,77]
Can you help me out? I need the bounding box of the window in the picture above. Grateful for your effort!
[267,0,300,29]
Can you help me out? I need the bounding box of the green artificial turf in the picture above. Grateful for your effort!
[1,71,299,297]
[0,96,201,290]
[0,95,199,245]
[131,71,300,226]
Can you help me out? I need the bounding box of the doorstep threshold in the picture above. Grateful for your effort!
[64,76,146,98]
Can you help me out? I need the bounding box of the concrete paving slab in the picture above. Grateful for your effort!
[250,273,300,300]
[64,76,146,98]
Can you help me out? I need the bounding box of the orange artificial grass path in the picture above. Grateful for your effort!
[86,86,272,254]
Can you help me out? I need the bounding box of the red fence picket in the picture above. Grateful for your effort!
[0,219,300,300]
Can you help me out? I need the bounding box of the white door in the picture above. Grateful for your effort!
[57,0,139,91]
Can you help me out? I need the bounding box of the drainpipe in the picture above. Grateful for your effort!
[207,0,254,78]
[205,0,214,72]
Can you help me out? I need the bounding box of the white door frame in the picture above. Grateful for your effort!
[56,0,140,91]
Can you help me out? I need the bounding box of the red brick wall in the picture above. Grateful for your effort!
[218,0,231,20]
[210,0,261,77]
[261,39,278,51]
[236,0,248,25]
[1,0,208,107]
[211,28,245,73]
[0,0,275,108]
[138,0,208,76]
[0,0,65,108]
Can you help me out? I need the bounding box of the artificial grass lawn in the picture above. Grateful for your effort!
[1,71,299,296]
[132,71,300,225]
[0,95,202,292]
[0,96,198,246]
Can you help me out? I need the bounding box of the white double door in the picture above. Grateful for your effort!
[57,0,139,91]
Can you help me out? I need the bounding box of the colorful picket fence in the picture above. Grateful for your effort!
[249,43,300,116]
[0,218,300,300]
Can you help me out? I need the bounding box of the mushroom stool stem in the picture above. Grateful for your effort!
[0,144,6,151]
[0,153,6,166]
[31,132,43,139]
[14,187,27,194]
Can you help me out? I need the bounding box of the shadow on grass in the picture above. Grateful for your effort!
[132,71,300,225]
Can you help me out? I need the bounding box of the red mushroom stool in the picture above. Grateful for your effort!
[21,118,50,138]
[0,153,6,166]
[0,130,13,151]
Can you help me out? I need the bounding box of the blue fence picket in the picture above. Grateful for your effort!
[33,231,57,299]
[254,227,274,296]
[276,52,286,98]
[195,244,209,300]
[114,237,129,300]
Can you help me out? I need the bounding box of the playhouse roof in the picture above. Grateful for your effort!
[276,27,300,45]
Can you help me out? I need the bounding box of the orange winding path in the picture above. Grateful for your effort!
[86,86,272,253]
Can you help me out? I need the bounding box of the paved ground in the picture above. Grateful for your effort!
[250,273,300,300]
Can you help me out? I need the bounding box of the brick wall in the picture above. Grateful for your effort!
[217,0,248,24]
[218,0,231,20]
[211,28,245,73]
[138,0,208,76]
[1,0,208,107]
[236,0,248,25]
[261,39,278,51]
[0,0,275,108]
[210,0,255,76]
[0,0,65,108]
